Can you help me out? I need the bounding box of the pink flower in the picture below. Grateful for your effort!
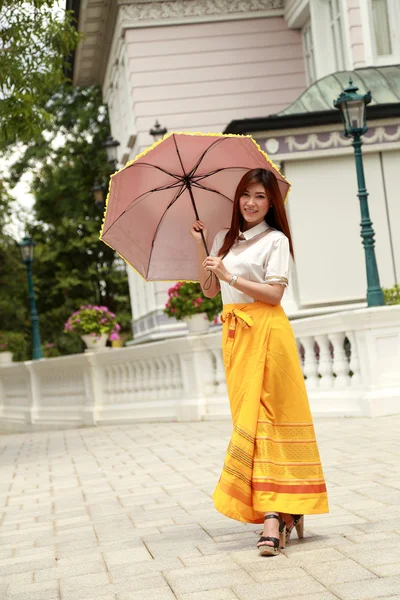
[115,324,121,332]
[196,297,203,304]
[109,332,119,341]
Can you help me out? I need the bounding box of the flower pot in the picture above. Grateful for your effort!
[0,351,13,365]
[184,313,210,335]
[81,333,109,351]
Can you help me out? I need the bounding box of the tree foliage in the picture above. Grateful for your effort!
[8,84,131,357]
[0,0,79,147]
[0,180,29,352]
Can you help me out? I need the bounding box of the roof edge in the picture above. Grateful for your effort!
[224,104,400,135]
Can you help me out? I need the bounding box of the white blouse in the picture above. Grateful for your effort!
[210,220,290,305]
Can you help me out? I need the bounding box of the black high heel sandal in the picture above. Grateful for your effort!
[285,514,304,544]
[257,513,286,557]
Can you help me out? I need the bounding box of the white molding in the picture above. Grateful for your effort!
[120,0,284,27]
[359,0,376,66]
[284,0,310,28]
[272,141,400,162]
[339,0,354,70]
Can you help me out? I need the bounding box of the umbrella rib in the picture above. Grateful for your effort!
[191,181,234,204]
[188,138,228,178]
[193,166,250,182]
[125,161,183,181]
[101,182,183,237]
[146,183,186,280]
[172,134,188,177]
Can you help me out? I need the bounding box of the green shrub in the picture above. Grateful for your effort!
[0,331,27,361]
[383,284,400,305]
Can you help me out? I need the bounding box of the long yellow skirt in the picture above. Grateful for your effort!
[212,301,329,524]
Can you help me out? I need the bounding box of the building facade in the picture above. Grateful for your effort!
[70,0,400,342]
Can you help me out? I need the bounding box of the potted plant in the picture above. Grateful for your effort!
[64,305,121,351]
[164,282,222,334]
[0,331,27,364]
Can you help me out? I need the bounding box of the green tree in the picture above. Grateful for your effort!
[0,179,30,359]
[9,85,131,356]
[0,0,79,147]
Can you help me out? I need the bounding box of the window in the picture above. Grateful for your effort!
[371,0,392,56]
[328,0,345,70]
[302,20,316,84]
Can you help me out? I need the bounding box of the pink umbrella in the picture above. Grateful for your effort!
[100,132,290,281]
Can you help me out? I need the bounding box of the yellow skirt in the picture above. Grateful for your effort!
[212,301,329,524]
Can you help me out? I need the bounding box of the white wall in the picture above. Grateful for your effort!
[381,150,400,281]
[284,151,397,307]
[122,17,306,150]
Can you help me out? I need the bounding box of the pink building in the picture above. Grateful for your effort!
[69,0,400,343]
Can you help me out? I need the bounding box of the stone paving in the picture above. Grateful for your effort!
[1,415,400,600]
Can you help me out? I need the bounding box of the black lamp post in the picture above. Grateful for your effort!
[334,79,384,307]
[149,119,167,142]
[92,135,120,210]
[17,236,43,360]
[102,135,120,170]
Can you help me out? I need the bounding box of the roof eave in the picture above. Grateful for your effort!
[224,104,400,135]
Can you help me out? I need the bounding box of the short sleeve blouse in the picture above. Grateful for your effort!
[210,220,290,305]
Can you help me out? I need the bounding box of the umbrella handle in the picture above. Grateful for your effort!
[204,269,213,291]
[186,180,213,290]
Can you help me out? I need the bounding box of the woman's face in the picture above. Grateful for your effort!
[239,182,270,231]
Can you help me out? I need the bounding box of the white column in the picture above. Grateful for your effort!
[329,331,350,388]
[299,336,319,389]
[315,334,335,389]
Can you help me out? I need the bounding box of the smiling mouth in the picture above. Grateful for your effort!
[245,209,257,214]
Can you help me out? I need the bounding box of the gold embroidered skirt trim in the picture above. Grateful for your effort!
[212,302,329,524]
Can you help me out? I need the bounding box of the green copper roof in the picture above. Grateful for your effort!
[279,65,400,116]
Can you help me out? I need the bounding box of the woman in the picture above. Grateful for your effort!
[190,168,329,557]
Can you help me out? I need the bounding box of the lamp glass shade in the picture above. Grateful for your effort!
[152,130,164,142]
[93,187,104,206]
[91,179,105,208]
[102,136,120,164]
[18,237,35,263]
[149,120,167,142]
[343,99,366,132]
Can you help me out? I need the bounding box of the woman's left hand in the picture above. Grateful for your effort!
[202,256,231,283]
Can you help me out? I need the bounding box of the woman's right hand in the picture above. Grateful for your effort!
[190,220,208,244]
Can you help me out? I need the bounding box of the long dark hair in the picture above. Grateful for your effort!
[218,168,294,259]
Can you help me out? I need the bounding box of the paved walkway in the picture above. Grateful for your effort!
[1,416,400,600]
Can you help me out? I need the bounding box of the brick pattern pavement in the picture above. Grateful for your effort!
[1,416,400,600]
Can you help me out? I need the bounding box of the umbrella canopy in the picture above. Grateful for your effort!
[100,132,290,281]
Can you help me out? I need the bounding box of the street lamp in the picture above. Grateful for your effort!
[91,177,105,210]
[17,236,43,360]
[102,136,120,170]
[334,79,384,307]
[149,119,167,142]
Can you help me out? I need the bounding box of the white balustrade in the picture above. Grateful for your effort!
[1,306,400,431]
